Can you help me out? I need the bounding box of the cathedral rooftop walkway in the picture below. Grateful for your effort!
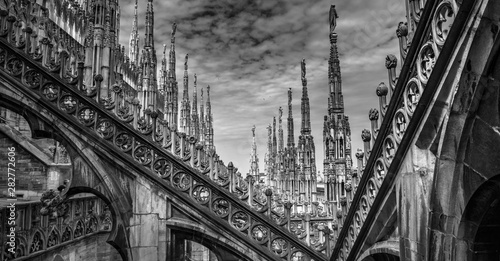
[0,3,327,260]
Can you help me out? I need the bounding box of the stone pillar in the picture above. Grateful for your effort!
[228,162,235,193]
[397,147,434,261]
[284,202,293,231]
[130,176,167,261]
[46,166,61,191]
[265,188,272,217]
[247,176,254,206]
[304,214,311,246]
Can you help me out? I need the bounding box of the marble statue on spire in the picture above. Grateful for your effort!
[329,5,338,33]
[301,59,306,80]
[301,59,307,86]
[171,23,177,42]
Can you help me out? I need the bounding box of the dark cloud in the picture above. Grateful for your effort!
[118,0,406,173]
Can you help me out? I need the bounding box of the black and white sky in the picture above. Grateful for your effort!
[118,0,406,175]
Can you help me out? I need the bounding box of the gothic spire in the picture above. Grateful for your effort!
[128,0,139,64]
[249,125,260,179]
[205,85,214,151]
[328,5,343,113]
[300,59,311,135]
[278,107,284,152]
[168,23,177,80]
[160,44,168,91]
[166,23,178,128]
[180,54,191,133]
[272,116,277,158]
[287,88,295,148]
[183,54,189,99]
[190,74,200,139]
[200,88,206,145]
[265,124,273,185]
[144,0,155,48]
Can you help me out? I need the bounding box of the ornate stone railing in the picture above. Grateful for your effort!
[0,196,112,260]
[0,5,328,260]
[330,0,462,260]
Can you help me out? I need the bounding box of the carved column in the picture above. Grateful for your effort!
[284,202,293,231]
[304,213,311,246]
[247,175,254,206]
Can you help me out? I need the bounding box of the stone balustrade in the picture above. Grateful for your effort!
[0,2,330,259]
[0,195,111,260]
[330,0,461,259]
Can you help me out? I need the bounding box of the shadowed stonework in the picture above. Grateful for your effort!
[0,0,499,260]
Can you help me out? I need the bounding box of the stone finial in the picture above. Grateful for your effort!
[355,148,364,159]
[361,129,371,142]
[396,22,408,37]
[94,74,103,82]
[150,111,158,119]
[376,82,388,96]
[369,108,379,121]
[385,54,398,69]
[265,188,273,196]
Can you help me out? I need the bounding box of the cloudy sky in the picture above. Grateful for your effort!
[118,0,406,175]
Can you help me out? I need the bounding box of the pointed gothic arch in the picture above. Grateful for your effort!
[0,88,132,260]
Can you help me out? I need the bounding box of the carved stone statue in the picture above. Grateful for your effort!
[329,5,338,33]
[301,59,306,79]
[171,22,177,36]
